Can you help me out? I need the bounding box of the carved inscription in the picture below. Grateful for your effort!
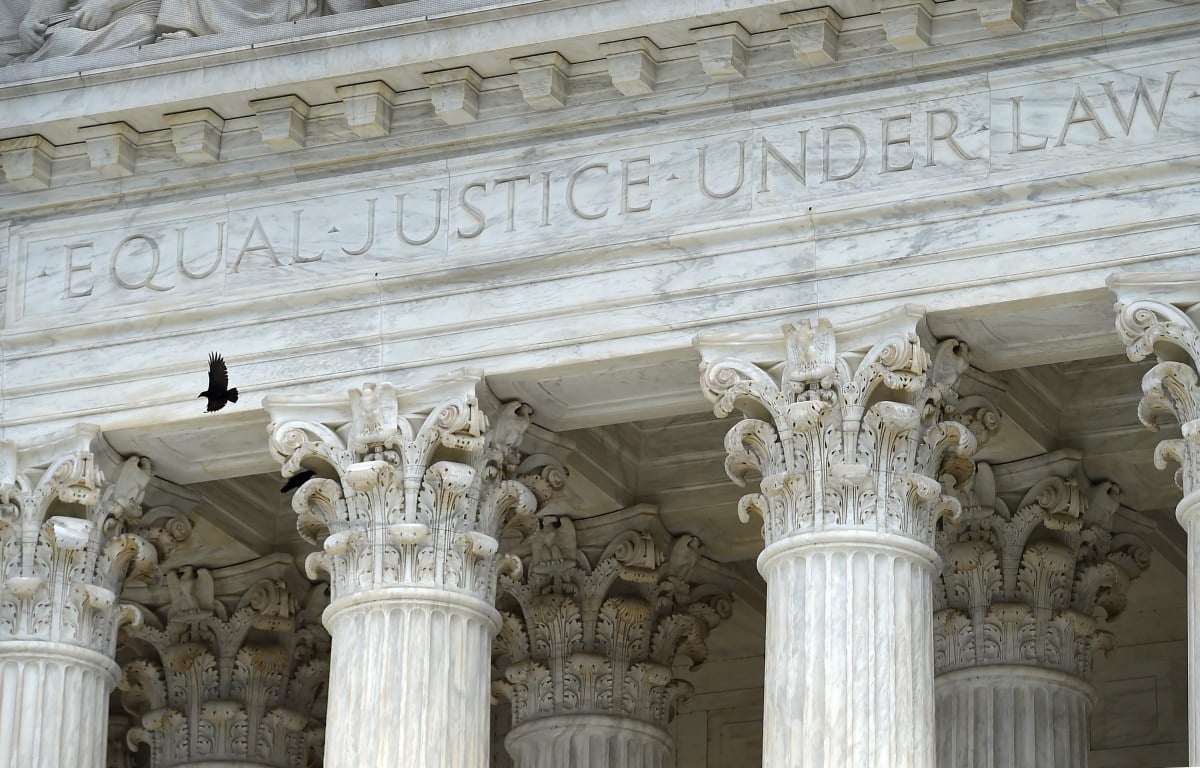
[9,68,1194,321]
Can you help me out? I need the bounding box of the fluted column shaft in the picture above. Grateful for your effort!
[936,667,1093,768]
[505,714,672,768]
[0,642,117,768]
[323,587,496,768]
[759,531,936,768]
[1180,491,1200,760]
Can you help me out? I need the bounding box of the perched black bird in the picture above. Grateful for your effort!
[280,470,316,494]
[199,353,239,412]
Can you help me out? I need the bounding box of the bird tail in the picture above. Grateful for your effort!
[227,388,239,403]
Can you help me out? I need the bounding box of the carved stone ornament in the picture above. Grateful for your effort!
[933,454,1152,679]
[265,372,566,605]
[695,307,998,549]
[118,566,330,768]
[1114,294,1200,494]
[0,425,191,655]
[493,521,731,730]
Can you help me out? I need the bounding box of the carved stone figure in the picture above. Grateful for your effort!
[155,0,319,40]
[17,0,160,62]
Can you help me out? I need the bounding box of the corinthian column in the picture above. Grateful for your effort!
[117,557,330,768]
[493,514,731,768]
[0,426,191,768]
[934,453,1151,768]
[1112,277,1200,759]
[695,308,993,768]
[265,374,563,768]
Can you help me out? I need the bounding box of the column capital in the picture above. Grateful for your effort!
[0,425,192,655]
[1111,276,1200,497]
[265,372,567,606]
[695,307,997,550]
[934,452,1152,679]
[117,557,329,768]
[493,515,732,731]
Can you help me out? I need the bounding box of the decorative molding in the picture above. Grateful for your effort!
[1114,296,1200,494]
[978,0,1026,34]
[933,455,1152,678]
[0,426,191,656]
[265,373,566,605]
[690,22,750,81]
[336,81,396,138]
[0,134,53,190]
[512,52,570,111]
[783,8,843,66]
[251,95,310,152]
[695,308,997,549]
[1077,0,1120,19]
[882,3,934,51]
[162,109,224,164]
[119,564,329,768]
[423,67,484,125]
[599,38,660,97]
[77,122,139,178]
[493,520,731,730]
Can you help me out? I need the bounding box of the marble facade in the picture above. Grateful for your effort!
[0,0,1198,766]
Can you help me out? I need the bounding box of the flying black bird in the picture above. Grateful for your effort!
[199,353,239,412]
[280,470,316,494]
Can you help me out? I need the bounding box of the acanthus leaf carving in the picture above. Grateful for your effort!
[494,525,731,730]
[265,378,563,604]
[1115,298,1200,494]
[934,454,1151,679]
[696,313,988,548]
[119,569,329,768]
[0,433,188,655]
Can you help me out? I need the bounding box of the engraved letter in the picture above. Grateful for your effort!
[699,142,746,199]
[175,223,224,279]
[292,210,322,264]
[882,115,914,173]
[456,182,487,239]
[397,189,443,246]
[64,242,94,299]
[494,175,531,232]
[1055,87,1113,147]
[539,172,552,228]
[342,199,377,256]
[621,156,652,214]
[567,163,610,220]
[230,217,282,274]
[110,235,174,292]
[1101,72,1177,135]
[1009,96,1048,153]
[925,109,979,166]
[759,135,806,193]
[822,125,866,182]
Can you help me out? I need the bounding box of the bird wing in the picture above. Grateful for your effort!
[207,353,229,392]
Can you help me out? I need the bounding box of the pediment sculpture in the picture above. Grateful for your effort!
[2,0,381,65]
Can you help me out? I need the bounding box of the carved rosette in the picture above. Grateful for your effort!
[493,521,731,731]
[266,378,565,605]
[0,428,191,656]
[933,459,1152,679]
[696,313,994,549]
[1115,299,1200,495]
[118,571,330,768]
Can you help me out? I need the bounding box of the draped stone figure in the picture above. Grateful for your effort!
[8,0,378,62]
[16,0,159,61]
[155,0,320,39]
[0,0,32,63]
